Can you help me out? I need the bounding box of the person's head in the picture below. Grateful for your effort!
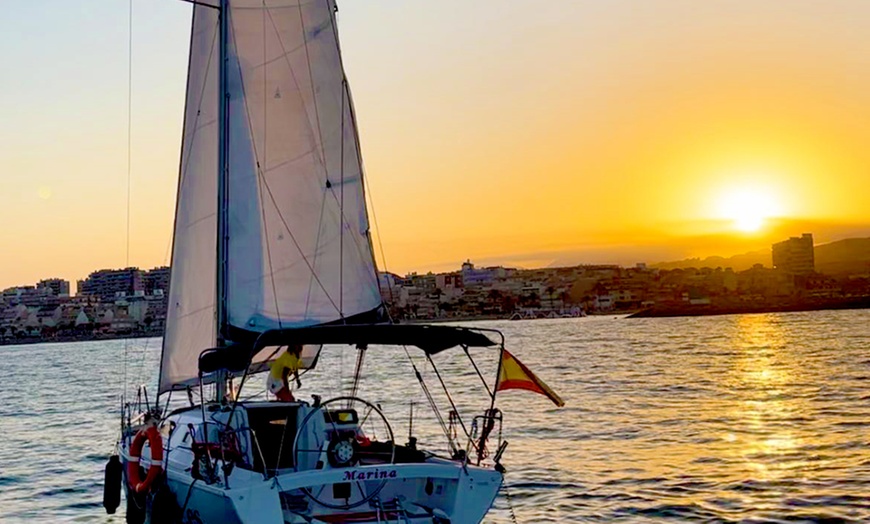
[289,344,302,356]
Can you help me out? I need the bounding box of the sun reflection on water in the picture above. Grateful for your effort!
[728,314,808,482]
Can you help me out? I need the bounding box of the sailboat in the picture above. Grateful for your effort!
[103,1,563,522]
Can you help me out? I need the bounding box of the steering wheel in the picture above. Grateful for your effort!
[292,396,395,509]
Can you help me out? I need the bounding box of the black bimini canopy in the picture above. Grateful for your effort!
[199,324,500,375]
[255,324,497,353]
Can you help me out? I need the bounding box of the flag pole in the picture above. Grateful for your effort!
[489,342,505,414]
[463,345,493,398]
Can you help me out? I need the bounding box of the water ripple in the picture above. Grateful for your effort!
[1,311,869,522]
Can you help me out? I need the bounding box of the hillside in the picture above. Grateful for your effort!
[815,238,870,275]
[650,237,870,275]
[650,250,769,271]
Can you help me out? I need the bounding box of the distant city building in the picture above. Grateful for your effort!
[772,233,815,275]
[435,273,463,290]
[143,266,171,295]
[78,268,144,302]
[460,260,509,287]
[37,278,70,297]
[1,285,57,307]
[1,286,32,302]
[377,272,403,301]
[8,242,870,338]
[406,273,437,290]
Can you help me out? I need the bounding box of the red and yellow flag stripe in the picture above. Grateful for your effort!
[496,349,565,407]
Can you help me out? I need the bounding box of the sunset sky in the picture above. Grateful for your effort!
[2,1,870,291]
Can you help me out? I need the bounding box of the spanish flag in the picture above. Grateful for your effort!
[496,349,565,407]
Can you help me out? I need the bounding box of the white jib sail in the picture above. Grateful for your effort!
[160,4,221,393]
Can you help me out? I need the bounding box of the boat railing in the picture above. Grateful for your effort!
[121,384,156,436]
[468,409,503,467]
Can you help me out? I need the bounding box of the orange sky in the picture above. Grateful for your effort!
[2,1,870,290]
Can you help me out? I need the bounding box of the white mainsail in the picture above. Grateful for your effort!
[160,0,382,393]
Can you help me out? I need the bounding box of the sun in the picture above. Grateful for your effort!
[716,186,781,233]
[37,185,53,200]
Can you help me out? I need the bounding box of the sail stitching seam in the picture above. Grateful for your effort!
[262,7,322,165]
[173,304,218,320]
[303,189,330,319]
[264,3,376,311]
[259,1,284,328]
[231,5,339,320]
[256,177,342,315]
[230,4,336,324]
[179,19,221,197]
[294,0,329,179]
[264,5,340,313]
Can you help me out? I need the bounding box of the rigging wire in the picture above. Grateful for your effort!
[402,345,456,455]
[295,1,328,178]
[122,0,134,404]
[425,353,470,441]
[121,0,156,413]
[339,77,345,319]
[358,140,394,308]
[329,1,383,301]
[348,344,366,405]
[125,0,133,270]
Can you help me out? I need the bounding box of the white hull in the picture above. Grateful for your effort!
[121,402,502,524]
[157,462,501,524]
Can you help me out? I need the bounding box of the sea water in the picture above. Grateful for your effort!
[2,311,869,523]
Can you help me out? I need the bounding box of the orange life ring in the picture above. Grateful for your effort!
[127,426,163,494]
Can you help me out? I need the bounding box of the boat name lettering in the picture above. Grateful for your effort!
[342,468,398,481]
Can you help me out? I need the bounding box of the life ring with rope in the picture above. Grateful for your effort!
[127,425,164,494]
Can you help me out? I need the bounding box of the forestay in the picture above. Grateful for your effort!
[160,0,382,393]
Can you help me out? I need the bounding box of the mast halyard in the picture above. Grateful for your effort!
[215,0,230,401]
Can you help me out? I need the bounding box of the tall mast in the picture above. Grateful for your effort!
[216,0,229,346]
[215,0,230,400]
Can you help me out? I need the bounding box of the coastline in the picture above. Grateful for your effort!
[628,296,870,318]
[401,315,505,324]
[4,299,869,346]
[0,329,162,347]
